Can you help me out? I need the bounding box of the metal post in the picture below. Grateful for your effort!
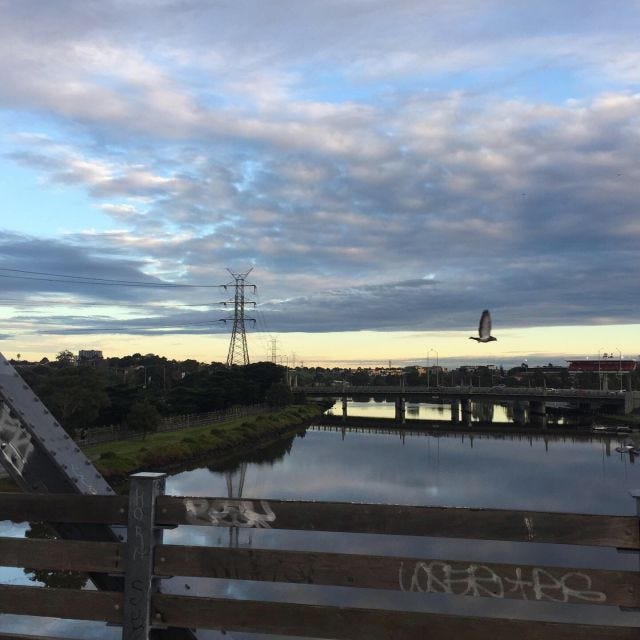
[123,472,166,640]
[629,490,640,575]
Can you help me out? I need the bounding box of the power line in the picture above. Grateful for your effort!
[0,268,221,288]
[0,299,214,308]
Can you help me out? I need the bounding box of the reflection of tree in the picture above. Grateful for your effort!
[23,523,88,590]
[207,434,297,474]
[471,402,494,422]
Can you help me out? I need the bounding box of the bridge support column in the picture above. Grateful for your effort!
[341,396,348,422]
[395,396,406,424]
[461,399,471,427]
[513,401,526,425]
[530,400,547,428]
[450,399,460,424]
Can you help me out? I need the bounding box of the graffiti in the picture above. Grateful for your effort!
[184,498,276,528]
[524,516,534,541]
[398,561,607,603]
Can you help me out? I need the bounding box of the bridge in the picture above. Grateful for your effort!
[294,385,640,426]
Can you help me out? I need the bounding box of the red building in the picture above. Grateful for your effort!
[567,359,637,373]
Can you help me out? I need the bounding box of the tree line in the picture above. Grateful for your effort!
[16,351,291,436]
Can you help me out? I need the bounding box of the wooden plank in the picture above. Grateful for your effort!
[156,496,640,549]
[155,545,640,608]
[153,593,640,640]
[0,492,127,525]
[0,584,122,623]
[0,634,85,640]
[0,536,124,573]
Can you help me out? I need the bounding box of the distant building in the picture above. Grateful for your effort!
[567,358,636,373]
[78,350,104,363]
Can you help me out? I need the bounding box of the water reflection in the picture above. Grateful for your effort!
[168,427,640,515]
[327,398,582,425]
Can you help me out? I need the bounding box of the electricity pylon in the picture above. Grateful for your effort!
[219,268,256,366]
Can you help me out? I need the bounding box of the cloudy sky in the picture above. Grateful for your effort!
[0,0,639,366]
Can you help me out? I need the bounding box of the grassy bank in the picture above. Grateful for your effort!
[88,403,325,482]
[594,411,640,426]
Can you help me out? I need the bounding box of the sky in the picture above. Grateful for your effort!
[0,0,639,367]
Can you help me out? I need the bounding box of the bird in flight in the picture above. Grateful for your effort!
[469,309,497,343]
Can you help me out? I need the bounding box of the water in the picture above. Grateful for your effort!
[327,398,575,424]
[2,416,640,638]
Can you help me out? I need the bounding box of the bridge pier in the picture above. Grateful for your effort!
[461,399,471,427]
[450,399,460,424]
[342,396,348,422]
[395,396,406,424]
[530,400,547,428]
[513,400,526,425]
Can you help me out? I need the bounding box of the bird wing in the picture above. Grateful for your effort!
[479,310,492,338]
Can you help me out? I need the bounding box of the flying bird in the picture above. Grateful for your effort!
[469,309,497,343]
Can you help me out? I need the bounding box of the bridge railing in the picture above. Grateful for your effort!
[297,384,630,398]
[0,475,639,639]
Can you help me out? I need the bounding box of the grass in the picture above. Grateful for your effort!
[594,411,640,426]
[87,403,325,481]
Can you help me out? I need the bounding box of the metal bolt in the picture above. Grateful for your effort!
[155,613,162,620]
[114,603,120,610]
[119,508,125,514]
[160,557,166,563]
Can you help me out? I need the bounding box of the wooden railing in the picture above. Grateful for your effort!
[0,475,639,639]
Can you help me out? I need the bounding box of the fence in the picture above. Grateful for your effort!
[0,474,639,639]
[76,405,267,446]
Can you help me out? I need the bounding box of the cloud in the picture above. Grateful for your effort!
[1,2,640,345]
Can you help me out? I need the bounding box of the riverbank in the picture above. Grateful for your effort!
[0,403,328,492]
[89,402,326,482]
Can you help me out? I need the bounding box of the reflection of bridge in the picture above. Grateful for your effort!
[295,385,640,426]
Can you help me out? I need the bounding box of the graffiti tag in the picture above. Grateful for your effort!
[399,561,607,603]
[185,498,276,528]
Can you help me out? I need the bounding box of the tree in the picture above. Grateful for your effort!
[55,349,75,367]
[22,364,110,436]
[127,400,161,440]
[265,382,294,408]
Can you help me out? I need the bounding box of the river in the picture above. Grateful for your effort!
[1,407,640,638]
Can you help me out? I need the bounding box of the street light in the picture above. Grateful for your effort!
[597,348,609,391]
[615,348,623,391]
[428,348,439,387]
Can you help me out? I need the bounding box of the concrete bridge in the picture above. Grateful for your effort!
[294,385,640,427]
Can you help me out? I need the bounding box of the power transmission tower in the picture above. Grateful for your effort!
[219,268,256,366]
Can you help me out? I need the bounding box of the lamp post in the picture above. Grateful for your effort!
[615,348,623,391]
[428,348,439,387]
[597,349,606,391]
